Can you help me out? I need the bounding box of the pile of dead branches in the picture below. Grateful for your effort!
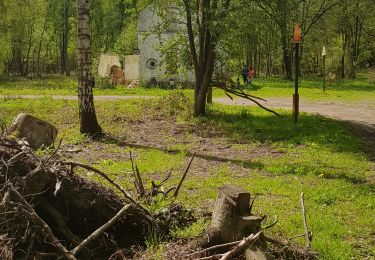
[0,136,196,259]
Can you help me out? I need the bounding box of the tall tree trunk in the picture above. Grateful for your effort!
[348,0,362,79]
[76,0,101,135]
[340,32,346,79]
[37,21,47,77]
[278,0,292,80]
[281,39,292,80]
[24,25,34,76]
[61,0,70,76]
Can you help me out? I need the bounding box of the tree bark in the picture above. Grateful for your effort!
[340,31,346,79]
[61,0,71,76]
[183,0,225,117]
[24,25,34,76]
[76,0,101,135]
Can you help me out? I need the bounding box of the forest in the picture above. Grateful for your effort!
[0,0,374,260]
[0,0,374,80]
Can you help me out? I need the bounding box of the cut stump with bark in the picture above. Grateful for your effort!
[212,185,261,243]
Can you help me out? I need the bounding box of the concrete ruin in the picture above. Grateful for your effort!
[97,5,194,86]
[97,54,122,78]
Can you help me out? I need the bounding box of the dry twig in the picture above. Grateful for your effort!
[173,153,195,199]
[219,231,263,260]
[216,85,280,116]
[300,192,311,250]
[70,204,131,257]
[188,240,242,258]
[130,151,145,196]
[6,184,76,260]
[63,161,149,214]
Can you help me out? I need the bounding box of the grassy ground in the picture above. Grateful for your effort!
[0,73,374,103]
[0,76,170,96]
[0,93,374,259]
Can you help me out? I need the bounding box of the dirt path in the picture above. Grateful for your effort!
[215,97,375,125]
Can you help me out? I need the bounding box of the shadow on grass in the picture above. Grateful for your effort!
[202,106,364,155]
[98,134,265,171]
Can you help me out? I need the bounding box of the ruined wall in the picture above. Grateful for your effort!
[138,33,173,83]
[124,55,140,81]
[98,54,121,78]
[137,6,194,84]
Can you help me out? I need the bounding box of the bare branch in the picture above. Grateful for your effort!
[300,192,311,250]
[219,231,263,260]
[173,153,195,199]
[7,184,76,260]
[71,204,131,256]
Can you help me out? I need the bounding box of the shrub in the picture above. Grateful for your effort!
[95,77,114,89]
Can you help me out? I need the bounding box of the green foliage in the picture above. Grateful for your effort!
[0,94,374,259]
[95,77,114,89]
[147,90,193,120]
[171,218,209,239]
[0,38,10,76]
[114,20,138,56]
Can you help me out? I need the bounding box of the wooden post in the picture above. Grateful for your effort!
[293,42,300,124]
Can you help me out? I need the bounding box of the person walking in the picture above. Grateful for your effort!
[248,67,255,86]
[241,64,249,85]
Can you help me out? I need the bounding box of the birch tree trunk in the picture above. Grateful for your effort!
[76,0,101,135]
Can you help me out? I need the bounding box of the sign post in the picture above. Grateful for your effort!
[293,23,302,124]
[322,46,327,93]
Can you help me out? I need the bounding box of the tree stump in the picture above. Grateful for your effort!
[211,185,261,243]
[6,113,58,150]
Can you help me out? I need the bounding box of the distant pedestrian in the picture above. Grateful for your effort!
[248,67,255,86]
[241,64,249,85]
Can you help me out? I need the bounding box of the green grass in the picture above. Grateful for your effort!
[0,75,174,96]
[1,73,374,103]
[215,72,375,102]
[0,95,374,259]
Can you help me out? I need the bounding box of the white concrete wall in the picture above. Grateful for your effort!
[138,7,162,33]
[138,33,172,82]
[137,6,195,84]
[124,55,139,81]
[97,54,121,78]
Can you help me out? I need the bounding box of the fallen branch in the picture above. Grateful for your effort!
[188,240,242,258]
[130,151,145,196]
[38,197,81,246]
[7,184,76,260]
[216,84,280,116]
[219,231,263,260]
[63,161,150,215]
[263,234,318,259]
[70,204,131,257]
[173,153,195,199]
[262,215,278,230]
[135,165,145,196]
[200,255,223,260]
[300,192,311,250]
